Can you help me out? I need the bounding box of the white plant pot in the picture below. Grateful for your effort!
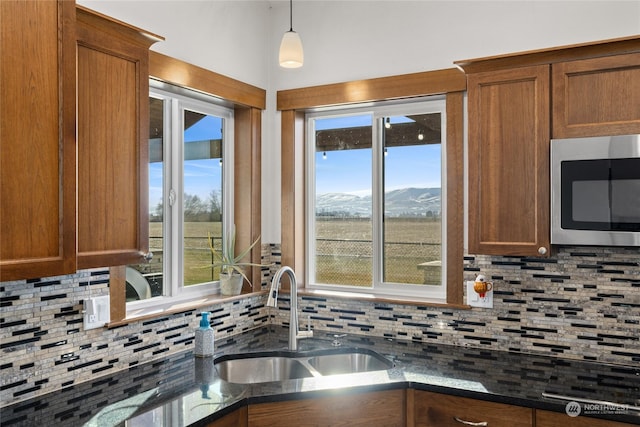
[220,272,243,296]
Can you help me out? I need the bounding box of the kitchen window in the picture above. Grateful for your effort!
[126,82,234,305]
[306,98,447,301]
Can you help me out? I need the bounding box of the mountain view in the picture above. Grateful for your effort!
[316,187,441,218]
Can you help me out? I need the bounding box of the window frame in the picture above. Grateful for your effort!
[109,52,265,325]
[278,68,466,306]
[126,83,235,312]
[305,99,448,301]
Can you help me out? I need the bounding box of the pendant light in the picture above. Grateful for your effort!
[279,0,303,68]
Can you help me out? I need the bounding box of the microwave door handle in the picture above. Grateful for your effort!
[608,165,613,224]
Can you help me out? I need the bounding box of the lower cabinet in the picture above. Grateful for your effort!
[410,390,533,427]
[536,409,635,427]
[204,390,634,427]
[206,406,248,427]
[248,389,406,427]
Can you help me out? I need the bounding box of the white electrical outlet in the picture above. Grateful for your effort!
[466,281,494,308]
[84,295,110,330]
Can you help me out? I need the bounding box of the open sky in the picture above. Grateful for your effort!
[149,115,223,212]
[314,115,442,196]
[149,113,443,212]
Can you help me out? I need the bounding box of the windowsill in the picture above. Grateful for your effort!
[106,290,265,328]
[298,288,471,309]
[107,286,470,328]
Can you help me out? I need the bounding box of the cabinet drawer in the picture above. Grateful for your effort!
[536,409,636,427]
[249,389,405,427]
[413,391,533,427]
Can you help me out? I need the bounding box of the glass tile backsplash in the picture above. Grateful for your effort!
[1,244,638,406]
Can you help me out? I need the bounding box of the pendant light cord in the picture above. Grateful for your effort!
[289,0,293,31]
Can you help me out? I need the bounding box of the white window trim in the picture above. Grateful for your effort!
[305,97,447,301]
[127,82,234,312]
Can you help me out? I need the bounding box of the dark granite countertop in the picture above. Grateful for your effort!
[2,326,639,426]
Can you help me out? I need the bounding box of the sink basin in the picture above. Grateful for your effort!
[215,356,314,384]
[307,350,392,376]
[215,348,392,384]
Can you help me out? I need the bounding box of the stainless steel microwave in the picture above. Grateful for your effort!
[551,134,640,247]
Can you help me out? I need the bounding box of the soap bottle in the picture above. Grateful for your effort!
[194,312,215,357]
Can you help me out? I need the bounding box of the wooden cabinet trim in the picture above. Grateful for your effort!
[76,5,163,47]
[150,52,266,110]
[234,106,263,290]
[455,35,640,74]
[277,68,466,111]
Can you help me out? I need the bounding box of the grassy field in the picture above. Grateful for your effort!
[315,217,441,286]
[147,218,442,287]
[147,221,222,285]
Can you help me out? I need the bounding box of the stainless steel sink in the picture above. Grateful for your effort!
[215,356,315,384]
[214,348,392,384]
[307,351,392,376]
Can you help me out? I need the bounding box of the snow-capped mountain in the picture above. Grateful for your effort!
[316,187,441,217]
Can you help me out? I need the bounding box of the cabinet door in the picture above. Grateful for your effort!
[76,7,158,269]
[0,0,76,281]
[537,409,635,427]
[467,65,550,257]
[207,406,247,427]
[413,391,533,427]
[552,53,640,138]
[248,389,405,427]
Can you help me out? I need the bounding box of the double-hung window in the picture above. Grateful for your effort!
[306,97,447,301]
[126,82,234,305]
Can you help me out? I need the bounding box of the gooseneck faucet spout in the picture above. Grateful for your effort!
[266,266,313,350]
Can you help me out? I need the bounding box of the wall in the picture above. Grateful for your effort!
[2,0,639,407]
[79,0,270,90]
[0,267,272,407]
[271,245,640,365]
[78,0,640,243]
[2,244,639,406]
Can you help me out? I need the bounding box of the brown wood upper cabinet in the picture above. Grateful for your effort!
[466,65,551,257]
[552,52,640,138]
[457,36,640,257]
[0,0,77,281]
[76,6,162,269]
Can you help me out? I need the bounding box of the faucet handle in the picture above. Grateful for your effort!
[331,333,346,346]
[295,315,313,339]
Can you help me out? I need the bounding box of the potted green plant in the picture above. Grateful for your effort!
[208,225,267,295]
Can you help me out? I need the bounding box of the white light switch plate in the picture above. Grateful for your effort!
[84,295,110,330]
[466,281,493,308]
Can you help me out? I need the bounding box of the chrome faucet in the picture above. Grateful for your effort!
[266,266,313,351]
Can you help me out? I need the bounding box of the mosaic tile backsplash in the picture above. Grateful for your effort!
[1,245,638,406]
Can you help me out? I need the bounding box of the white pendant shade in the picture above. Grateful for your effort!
[279,30,303,68]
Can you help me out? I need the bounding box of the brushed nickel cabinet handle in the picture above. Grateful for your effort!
[142,252,153,262]
[453,416,488,426]
[538,246,548,255]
